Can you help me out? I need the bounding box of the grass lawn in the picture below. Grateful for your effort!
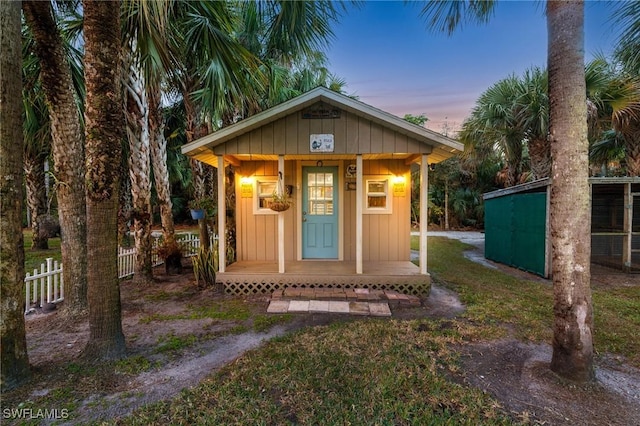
[12,231,639,424]
[107,237,639,425]
[23,230,62,274]
[420,237,640,365]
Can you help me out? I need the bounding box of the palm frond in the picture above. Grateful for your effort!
[419,0,496,35]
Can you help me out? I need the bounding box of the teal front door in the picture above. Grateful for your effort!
[302,167,338,259]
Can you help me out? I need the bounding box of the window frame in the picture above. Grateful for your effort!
[363,176,393,214]
[254,177,278,215]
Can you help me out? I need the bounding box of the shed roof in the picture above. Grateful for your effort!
[483,176,640,200]
[181,87,463,165]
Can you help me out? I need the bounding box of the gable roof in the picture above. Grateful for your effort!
[181,86,463,163]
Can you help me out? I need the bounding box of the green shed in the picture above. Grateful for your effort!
[484,180,550,277]
[483,177,640,278]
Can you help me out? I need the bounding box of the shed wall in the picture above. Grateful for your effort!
[485,192,547,276]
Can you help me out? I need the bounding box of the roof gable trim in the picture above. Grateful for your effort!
[182,87,463,156]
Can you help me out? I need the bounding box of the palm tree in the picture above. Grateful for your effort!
[585,56,640,176]
[83,0,126,360]
[598,2,640,176]
[515,67,550,179]
[420,0,594,382]
[462,75,526,187]
[0,0,31,391]
[124,57,154,282]
[613,0,640,75]
[149,89,177,246]
[23,0,89,317]
[121,0,178,282]
[546,0,594,382]
[590,129,626,175]
[22,61,52,250]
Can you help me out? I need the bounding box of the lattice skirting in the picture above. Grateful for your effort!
[220,276,431,297]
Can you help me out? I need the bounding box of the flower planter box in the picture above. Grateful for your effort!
[190,209,205,220]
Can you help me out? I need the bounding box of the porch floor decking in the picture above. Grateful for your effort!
[218,261,430,296]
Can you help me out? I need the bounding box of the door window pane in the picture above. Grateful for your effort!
[308,172,333,215]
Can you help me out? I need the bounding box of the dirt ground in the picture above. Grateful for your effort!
[5,254,640,425]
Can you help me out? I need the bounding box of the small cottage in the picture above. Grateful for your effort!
[181,87,463,295]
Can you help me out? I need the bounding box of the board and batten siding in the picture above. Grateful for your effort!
[213,108,430,156]
[235,159,410,263]
[235,160,297,262]
[343,159,410,261]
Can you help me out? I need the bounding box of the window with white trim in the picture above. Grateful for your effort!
[364,177,392,214]
[254,178,278,214]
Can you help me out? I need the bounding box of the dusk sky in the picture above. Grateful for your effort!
[325,0,620,134]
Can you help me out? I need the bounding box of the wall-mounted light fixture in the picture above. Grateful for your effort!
[240,176,253,198]
[393,175,406,196]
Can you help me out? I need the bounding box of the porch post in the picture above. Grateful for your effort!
[356,154,363,274]
[420,155,429,275]
[217,155,226,273]
[278,155,285,273]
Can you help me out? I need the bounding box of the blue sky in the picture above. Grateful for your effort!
[325,0,620,134]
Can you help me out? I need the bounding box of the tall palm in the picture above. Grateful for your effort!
[83,0,126,360]
[613,0,640,75]
[0,0,31,391]
[610,2,640,176]
[23,0,88,317]
[149,89,176,245]
[234,1,345,114]
[585,56,640,176]
[166,0,261,249]
[121,0,177,282]
[515,67,550,179]
[22,14,84,250]
[462,75,525,187]
[421,0,594,382]
[546,1,594,381]
[124,56,154,282]
[22,47,52,250]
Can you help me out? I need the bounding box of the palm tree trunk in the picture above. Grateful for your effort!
[23,0,88,317]
[148,89,176,245]
[547,0,594,383]
[0,0,31,391]
[118,156,133,246]
[528,136,552,179]
[184,91,211,247]
[24,153,50,249]
[126,61,153,283]
[83,0,126,361]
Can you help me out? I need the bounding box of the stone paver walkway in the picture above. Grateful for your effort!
[267,288,421,317]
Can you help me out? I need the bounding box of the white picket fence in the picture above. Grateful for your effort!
[117,233,203,279]
[24,258,64,314]
[24,232,213,314]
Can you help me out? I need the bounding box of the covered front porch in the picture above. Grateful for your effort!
[182,87,463,297]
[218,260,429,296]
